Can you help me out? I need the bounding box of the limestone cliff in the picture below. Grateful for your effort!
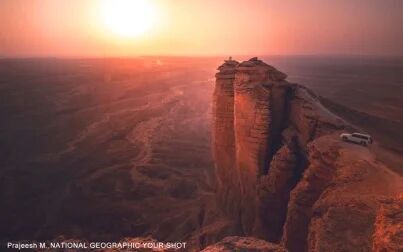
[212,58,403,252]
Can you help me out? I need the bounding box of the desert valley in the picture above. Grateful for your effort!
[0,56,402,251]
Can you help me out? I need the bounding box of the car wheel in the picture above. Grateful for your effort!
[361,141,367,146]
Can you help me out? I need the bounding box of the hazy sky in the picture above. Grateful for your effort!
[0,0,402,57]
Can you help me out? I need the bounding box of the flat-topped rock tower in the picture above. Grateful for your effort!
[211,57,403,252]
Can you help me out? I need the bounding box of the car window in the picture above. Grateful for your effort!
[352,134,368,139]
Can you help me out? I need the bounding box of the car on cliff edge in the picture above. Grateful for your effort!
[340,132,373,146]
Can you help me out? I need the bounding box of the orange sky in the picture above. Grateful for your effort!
[0,0,402,57]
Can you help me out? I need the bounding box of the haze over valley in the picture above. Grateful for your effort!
[1,56,402,248]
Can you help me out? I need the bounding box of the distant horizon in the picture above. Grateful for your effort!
[2,53,403,60]
[1,0,402,57]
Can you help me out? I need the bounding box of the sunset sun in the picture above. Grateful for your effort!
[100,0,157,38]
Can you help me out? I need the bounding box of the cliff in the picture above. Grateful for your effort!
[211,58,403,251]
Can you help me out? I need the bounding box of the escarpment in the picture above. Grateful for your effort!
[213,58,241,221]
[212,58,403,252]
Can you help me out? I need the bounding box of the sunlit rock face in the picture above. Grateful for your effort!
[213,57,291,235]
[213,59,241,221]
[212,58,403,252]
[291,136,403,252]
[213,57,305,237]
[372,194,403,252]
[233,58,290,234]
[281,137,341,252]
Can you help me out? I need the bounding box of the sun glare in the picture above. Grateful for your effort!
[100,0,157,38]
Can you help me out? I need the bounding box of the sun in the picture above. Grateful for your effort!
[100,0,157,38]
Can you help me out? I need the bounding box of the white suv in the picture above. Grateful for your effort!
[340,132,373,146]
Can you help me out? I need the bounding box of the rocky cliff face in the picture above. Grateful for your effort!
[372,194,403,252]
[213,59,240,221]
[212,58,403,252]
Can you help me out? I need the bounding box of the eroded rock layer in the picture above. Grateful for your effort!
[213,59,240,220]
[212,57,403,252]
[372,194,403,252]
